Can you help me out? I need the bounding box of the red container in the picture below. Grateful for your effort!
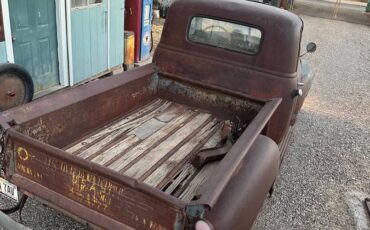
[125,0,142,62]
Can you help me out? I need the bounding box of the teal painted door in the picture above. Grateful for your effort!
[109,0,124,67]
[0,42,6,63]
[9,0,60,91]
[71,1,108,84]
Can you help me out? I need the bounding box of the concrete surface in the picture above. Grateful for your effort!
[294,0,370,26]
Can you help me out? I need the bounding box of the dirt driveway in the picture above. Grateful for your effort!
[253,15,370,229]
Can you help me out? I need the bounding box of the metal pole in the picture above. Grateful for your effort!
[366,0,370,12]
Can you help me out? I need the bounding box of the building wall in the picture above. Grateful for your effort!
[0,41,6,62]
[71,6,108,83]
[71,0,124,84]
[109,0,124,67]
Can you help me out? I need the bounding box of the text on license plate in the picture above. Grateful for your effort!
[0,178,18,201]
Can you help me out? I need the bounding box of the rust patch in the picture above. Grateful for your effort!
[13,142,184,230]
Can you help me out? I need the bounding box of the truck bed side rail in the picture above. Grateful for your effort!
[188,98,281,215]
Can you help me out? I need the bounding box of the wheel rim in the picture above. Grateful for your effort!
[0,73,27,111]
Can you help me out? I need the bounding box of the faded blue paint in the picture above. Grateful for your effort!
[109,0,124,67]
[71,0,124,84]
[0,42,7,63]
[71,2,108,84]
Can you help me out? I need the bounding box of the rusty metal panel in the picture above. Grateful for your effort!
[7,130,186,230]
[153,0,302,144]
[157,74,263,121]
[154,0,303,74]
[2,65,158,149]
[192,98,281,208]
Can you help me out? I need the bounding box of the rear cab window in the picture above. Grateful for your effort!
[188,17,262,55]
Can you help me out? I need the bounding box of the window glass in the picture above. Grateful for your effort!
[188,17,262,55]
[89,0,102,4]
[72,0,102,8]
[72,0,87,8]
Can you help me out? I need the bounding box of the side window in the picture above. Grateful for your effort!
[188,17,262,55]
[0,1,4,42]
[71,0,102,8]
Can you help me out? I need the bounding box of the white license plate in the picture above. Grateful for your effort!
[0,178,18,201]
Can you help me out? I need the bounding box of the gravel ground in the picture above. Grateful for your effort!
[0,15,369,229]
[253,15,370,230]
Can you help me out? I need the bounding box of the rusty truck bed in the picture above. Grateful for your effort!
[64,99,224,201]
[0,65,280,229]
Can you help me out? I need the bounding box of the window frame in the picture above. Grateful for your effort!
[186,15,264,56]
[71,0,103,10]
[0,1,4,42]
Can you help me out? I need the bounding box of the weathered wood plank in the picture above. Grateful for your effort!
[65,99,166,154]
[85,132,132,161]
[130,118,168,140]
[163,163,196,195]
[156,103,188,122]
[91,117,168,165]
[138,118,218,182]
[71,101,172,159]
[201,129,223,150]
[178,162,219,202]
[143,120,221,187]
[64,99,161,153]
[91,135,140,165]
[91,104,191,166]
[123,113,212,179]
[107,110,197,172]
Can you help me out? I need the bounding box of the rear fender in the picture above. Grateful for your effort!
[204,135,280,230]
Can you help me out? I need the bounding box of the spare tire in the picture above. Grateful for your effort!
[0,63,34,111]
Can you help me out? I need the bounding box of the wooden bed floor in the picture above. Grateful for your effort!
[65,99,224,201]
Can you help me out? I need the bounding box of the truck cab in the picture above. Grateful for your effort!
[154,0,314,147]
[0,0,314,229]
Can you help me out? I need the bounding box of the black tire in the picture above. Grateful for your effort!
[0,63,34,111]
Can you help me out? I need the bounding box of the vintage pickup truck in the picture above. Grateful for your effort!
[0,0,315,229]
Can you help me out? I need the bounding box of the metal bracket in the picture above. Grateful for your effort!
[185,204,208,229]
[1,195,28,216]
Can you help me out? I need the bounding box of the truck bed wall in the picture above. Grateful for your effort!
[14,68,158,148]
[7,66,263,149]
[157,74,262,121]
